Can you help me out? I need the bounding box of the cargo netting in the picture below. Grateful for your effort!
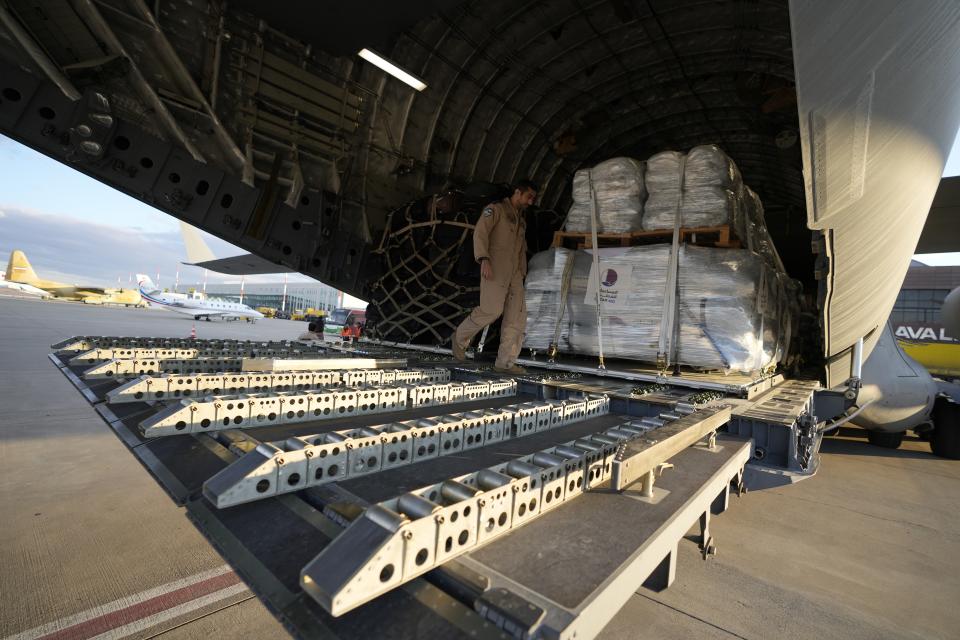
[367,196,485,344]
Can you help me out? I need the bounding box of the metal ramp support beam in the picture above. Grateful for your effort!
[612,407,733,491]
[240,357,408,372]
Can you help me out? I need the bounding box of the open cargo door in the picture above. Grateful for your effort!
[790,0,960,386]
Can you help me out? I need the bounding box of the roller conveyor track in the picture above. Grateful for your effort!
[82,355,409,379]
[139,379,520,437]
[203,395,609,507]
[69,345,328,364]
[84,356,252,378]
[52,336,326,352]
[106,367,451,403]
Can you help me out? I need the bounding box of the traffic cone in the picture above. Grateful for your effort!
[190,324,197,339]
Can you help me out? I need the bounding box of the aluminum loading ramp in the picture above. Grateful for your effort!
[50,338,756,639]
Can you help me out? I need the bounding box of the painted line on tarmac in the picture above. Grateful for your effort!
[5,565,250,640]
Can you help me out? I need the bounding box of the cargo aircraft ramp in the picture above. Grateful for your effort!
[50,335,761,639]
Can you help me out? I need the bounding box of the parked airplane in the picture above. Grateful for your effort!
[179,221,295,276]
[136,274,264,322]
[0,276,50,298]
[4,250,142,305]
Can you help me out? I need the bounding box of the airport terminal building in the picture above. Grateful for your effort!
[892,261,960,328]
[180,281,341,313]
[892,261,960,377]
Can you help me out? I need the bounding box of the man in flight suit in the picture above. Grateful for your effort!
[452,180,538,374]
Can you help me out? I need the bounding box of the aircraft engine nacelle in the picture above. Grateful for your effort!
[943,287,960,339]
[854,323,938,433]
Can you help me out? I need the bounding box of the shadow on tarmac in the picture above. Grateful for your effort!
[820,427,935,460]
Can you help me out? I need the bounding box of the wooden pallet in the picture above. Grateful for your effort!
[551,225,739,250]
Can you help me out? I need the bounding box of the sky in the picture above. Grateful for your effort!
[1,128,959,289]
[0,135,366,306]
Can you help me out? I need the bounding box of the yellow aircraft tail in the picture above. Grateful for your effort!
[5,250,39,284]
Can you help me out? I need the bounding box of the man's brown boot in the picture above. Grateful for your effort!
[451,339,467,362]
[494,364,527,375]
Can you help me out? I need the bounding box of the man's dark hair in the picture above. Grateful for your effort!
[514,179,539,194]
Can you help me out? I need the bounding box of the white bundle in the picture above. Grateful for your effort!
[642,145,743,230]
[740,186,787,274]
[685,144,741,187]
[523,249,574,352]
[564,157,645,233]
[643,150,685,192]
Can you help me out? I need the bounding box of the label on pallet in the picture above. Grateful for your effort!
[585,258,632,308]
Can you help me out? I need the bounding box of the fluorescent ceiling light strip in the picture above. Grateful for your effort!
[358,48,427,91]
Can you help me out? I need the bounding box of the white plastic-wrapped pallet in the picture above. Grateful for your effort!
[564,157,645,233]
[524,249,574,352]
[642,145,744,231]
[524,244,792,373]
[741,186,787,273]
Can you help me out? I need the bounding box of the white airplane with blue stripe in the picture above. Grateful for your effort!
[137,274,263,322]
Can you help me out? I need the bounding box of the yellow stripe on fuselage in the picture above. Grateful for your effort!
[899,341,960,377]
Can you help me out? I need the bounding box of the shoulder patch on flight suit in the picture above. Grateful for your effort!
[483,207,494,217]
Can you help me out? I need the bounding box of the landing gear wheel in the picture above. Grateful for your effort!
[866,430,903,449]
[930,397,960,459]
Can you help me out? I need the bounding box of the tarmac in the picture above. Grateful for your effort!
[1,296,958,640]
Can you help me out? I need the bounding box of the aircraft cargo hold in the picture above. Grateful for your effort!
[5,1,960,637]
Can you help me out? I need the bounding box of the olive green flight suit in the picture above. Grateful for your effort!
[453,197,527,368]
